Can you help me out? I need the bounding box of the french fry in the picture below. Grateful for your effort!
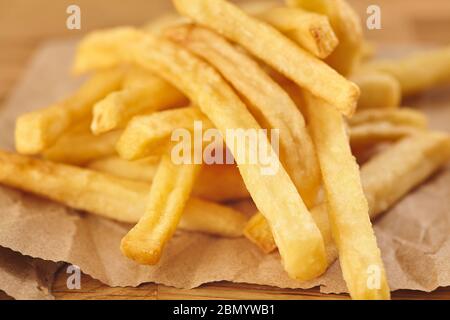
[173,0,360,116]
[256,6,338,59]
[166,25,321,207]
[0,150,249,238]
[179,197,248,238]
[117,107,213,160]
[245,132,450,254]
[361,132,450,215]
[133,34,327,280]
[42,120,121,165]
[88,156,250,202]
[288,0,363,75]
[361,41,376,62]
[120,154,201,264]
[350,122,422,149]
[73,27,144,74]
[91,71,187,135]
[304,92,390,299]
[349,108,428,129]
[351,72,401,110]
[361,46,450,96]
[15,69,123,155]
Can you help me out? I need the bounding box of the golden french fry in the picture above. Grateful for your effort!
[88,156,250,202]
[117,107,212,160]
[304,92,390,299]
[350,122,422,149]
[166,25,321,207]
[73,27,143,74]
[120,154,201,265]
[288,0,363,75]
[257,6,338,59]
[361,41,376,62]
[349,108,427,129]
[133,34,327,280]
[361,46,450,96]
[15,69,123,155]
[42,120,121,165]
[361,132,450,215]
[173,0,359,116]
[245,132,450,254]
[143,13,190,35]
[351,72,401,110]
[91,71,187,135]
[179,197,248,237]
[0,150,246,237]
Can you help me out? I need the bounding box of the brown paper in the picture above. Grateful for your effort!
[0,40,449,297]
[0,246,60,300]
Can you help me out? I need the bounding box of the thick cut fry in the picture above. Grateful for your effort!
[120,154,201,265]
[42,120,121,165]
[350,122,422,149]
[0,150,248,237]
[245,132,450,254]
[134,34,327,280]
[91,72,187,134]
[15,69,123,155]
[73,27,143,74]
[117,107,212,160]
[166,25,321,207]
[257,6,338,59]
[179,197,247,237]
[349,108,427,129]
[304,93,390,299]
[288,0,363,75]
[173,0,359,116]
[88,156,250,202]
[351,72,401,110]
[362,46,450,96]
[361,132,450,215]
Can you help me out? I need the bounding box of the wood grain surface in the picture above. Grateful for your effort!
[0,0,449,300]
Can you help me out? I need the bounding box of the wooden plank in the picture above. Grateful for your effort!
[52,271,450,300]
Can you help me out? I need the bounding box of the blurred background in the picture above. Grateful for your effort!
[0,0,449,104]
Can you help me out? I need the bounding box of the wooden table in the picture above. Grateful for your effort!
[1,0,449,300]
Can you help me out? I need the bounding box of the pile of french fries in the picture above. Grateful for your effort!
[2,0,450,300]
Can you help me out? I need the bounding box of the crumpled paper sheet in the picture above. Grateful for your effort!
[0,39,449,297]
[0,246,60,300]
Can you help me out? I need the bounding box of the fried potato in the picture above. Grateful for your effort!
[0,150,248,237]
[91,71,187,135]
[88,156,250,202]
[133,34,327,280]
[362,132,450,215]
[120,154,201,265]
[257,6,338,58]
[117,107,212,160]
[73,27,143,74]
[42,120,121,165]
[349,108,427,129]
[304,92,390,299]
[361,46,450,96]
[351,72,401,110]
[173,0,359,116]
[179,197,248,238]
[166,24,321,207]
[245,132,450,267]
[288,0,363,75]
[350,122,422,149]
[15,69,123,155]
